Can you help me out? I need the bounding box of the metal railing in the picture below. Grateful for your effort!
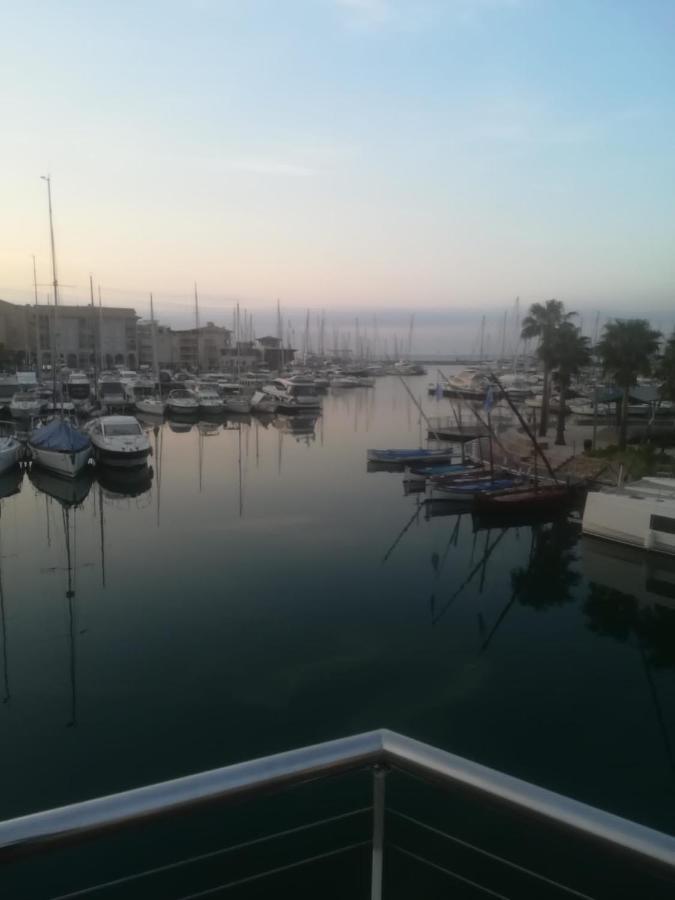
[1,729,675,898]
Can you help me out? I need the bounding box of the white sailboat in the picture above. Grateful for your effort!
[135,294,166,416]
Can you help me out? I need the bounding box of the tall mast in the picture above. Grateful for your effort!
[150,293,159,387]
[41,176,59,402]
[89,275,98,388]
[97,285,104,381]
[32,255,40,376]
[194,282,200,374]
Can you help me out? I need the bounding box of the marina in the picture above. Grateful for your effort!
[1,373,674,852]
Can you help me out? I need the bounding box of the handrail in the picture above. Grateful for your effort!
[0,728,674,874]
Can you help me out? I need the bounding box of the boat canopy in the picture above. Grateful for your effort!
[30,419,90,452]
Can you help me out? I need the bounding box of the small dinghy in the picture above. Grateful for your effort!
[367,448,454,465]
[29,419,92,478]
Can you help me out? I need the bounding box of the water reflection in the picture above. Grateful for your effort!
[2,377,675,835]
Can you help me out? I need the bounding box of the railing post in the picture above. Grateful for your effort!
[370,765,387,900]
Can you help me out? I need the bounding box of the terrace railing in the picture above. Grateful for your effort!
[1,729,675,898]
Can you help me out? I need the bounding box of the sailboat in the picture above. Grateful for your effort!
[29,176,92,478]
[135,294,166,416]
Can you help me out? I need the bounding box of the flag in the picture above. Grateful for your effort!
[483,385,494,413]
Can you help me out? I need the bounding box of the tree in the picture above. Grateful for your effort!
[596,319,661,450]
[550,323,591,446]
[656,330,675,401]
[521,299,575,436]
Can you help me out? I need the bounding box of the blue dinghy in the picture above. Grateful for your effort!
[367,448,453,465]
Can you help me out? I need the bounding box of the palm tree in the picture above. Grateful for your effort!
[550,323,591,445]
[597,319,661,450]
[521,299,575,436]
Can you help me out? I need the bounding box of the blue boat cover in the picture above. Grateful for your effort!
[30,420,90,452]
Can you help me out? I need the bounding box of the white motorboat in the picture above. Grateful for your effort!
[99,380,128,412]
[167,389,199,414]
[135,396,166,416]
[29,419,92,478]
[9,390,44,419]
[192,384,225,414]
[0,431,23,474]
[250,390,277,413]
[84,415,151,468]
[261,378,322,412]
[221,385,251,414]
[582,482,675,556]
[65,371,92,407]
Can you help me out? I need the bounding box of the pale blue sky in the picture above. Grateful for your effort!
[1,0,674,328]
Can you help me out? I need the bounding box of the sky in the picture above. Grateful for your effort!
[1,0,674,349]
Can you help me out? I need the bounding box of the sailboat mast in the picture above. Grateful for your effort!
[32,255,40,377]
[41,175,59,402]
[194,282,200,374]
[89,275,98,389]
[150,293,160,388]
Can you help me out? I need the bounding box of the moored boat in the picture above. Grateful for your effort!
[29,419,92,478]
[84,415,151,468]
[167,389,199,414]
[582,485,675,556]
[367,448,454,465]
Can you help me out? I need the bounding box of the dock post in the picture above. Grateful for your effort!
[370,766,387,900]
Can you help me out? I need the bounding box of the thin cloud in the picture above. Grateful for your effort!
[222,158,316,177]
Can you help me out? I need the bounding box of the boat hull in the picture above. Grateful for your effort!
[582,491,675,556]
[93,446,151,468]
[29,445,91,478]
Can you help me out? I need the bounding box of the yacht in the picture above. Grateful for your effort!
[189,383,225,415]
[250,390,277,414]
[84,416,151,468]
[65,371,92,408]
[99,380,128,412]
[220,384,251,414]
[582,478,675,556]
[166,389,199,414]
[129,382,165,416]
[29,419,92,478]
[261,378,322,412]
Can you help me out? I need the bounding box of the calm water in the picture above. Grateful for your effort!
[1,372,675,841]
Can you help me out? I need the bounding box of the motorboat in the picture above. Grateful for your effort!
[135,396,166,416]
[191,384,225,415]
[130,380,166,416]
[84,415,151,468]
[64,371,92,407]
[261,378,322,412]
[221,385,251,414]
[0,425,23,474]
[9,390,44,419]
[582,482,675,555]
[99,380,128,412]
[250,390,277,414]
[166,389,199,414]
[29,419,92,478]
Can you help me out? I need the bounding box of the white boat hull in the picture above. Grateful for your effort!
[30,445,91,478]
[136,398,166,415]
[0,440,22,474]
[582,491,675,556]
